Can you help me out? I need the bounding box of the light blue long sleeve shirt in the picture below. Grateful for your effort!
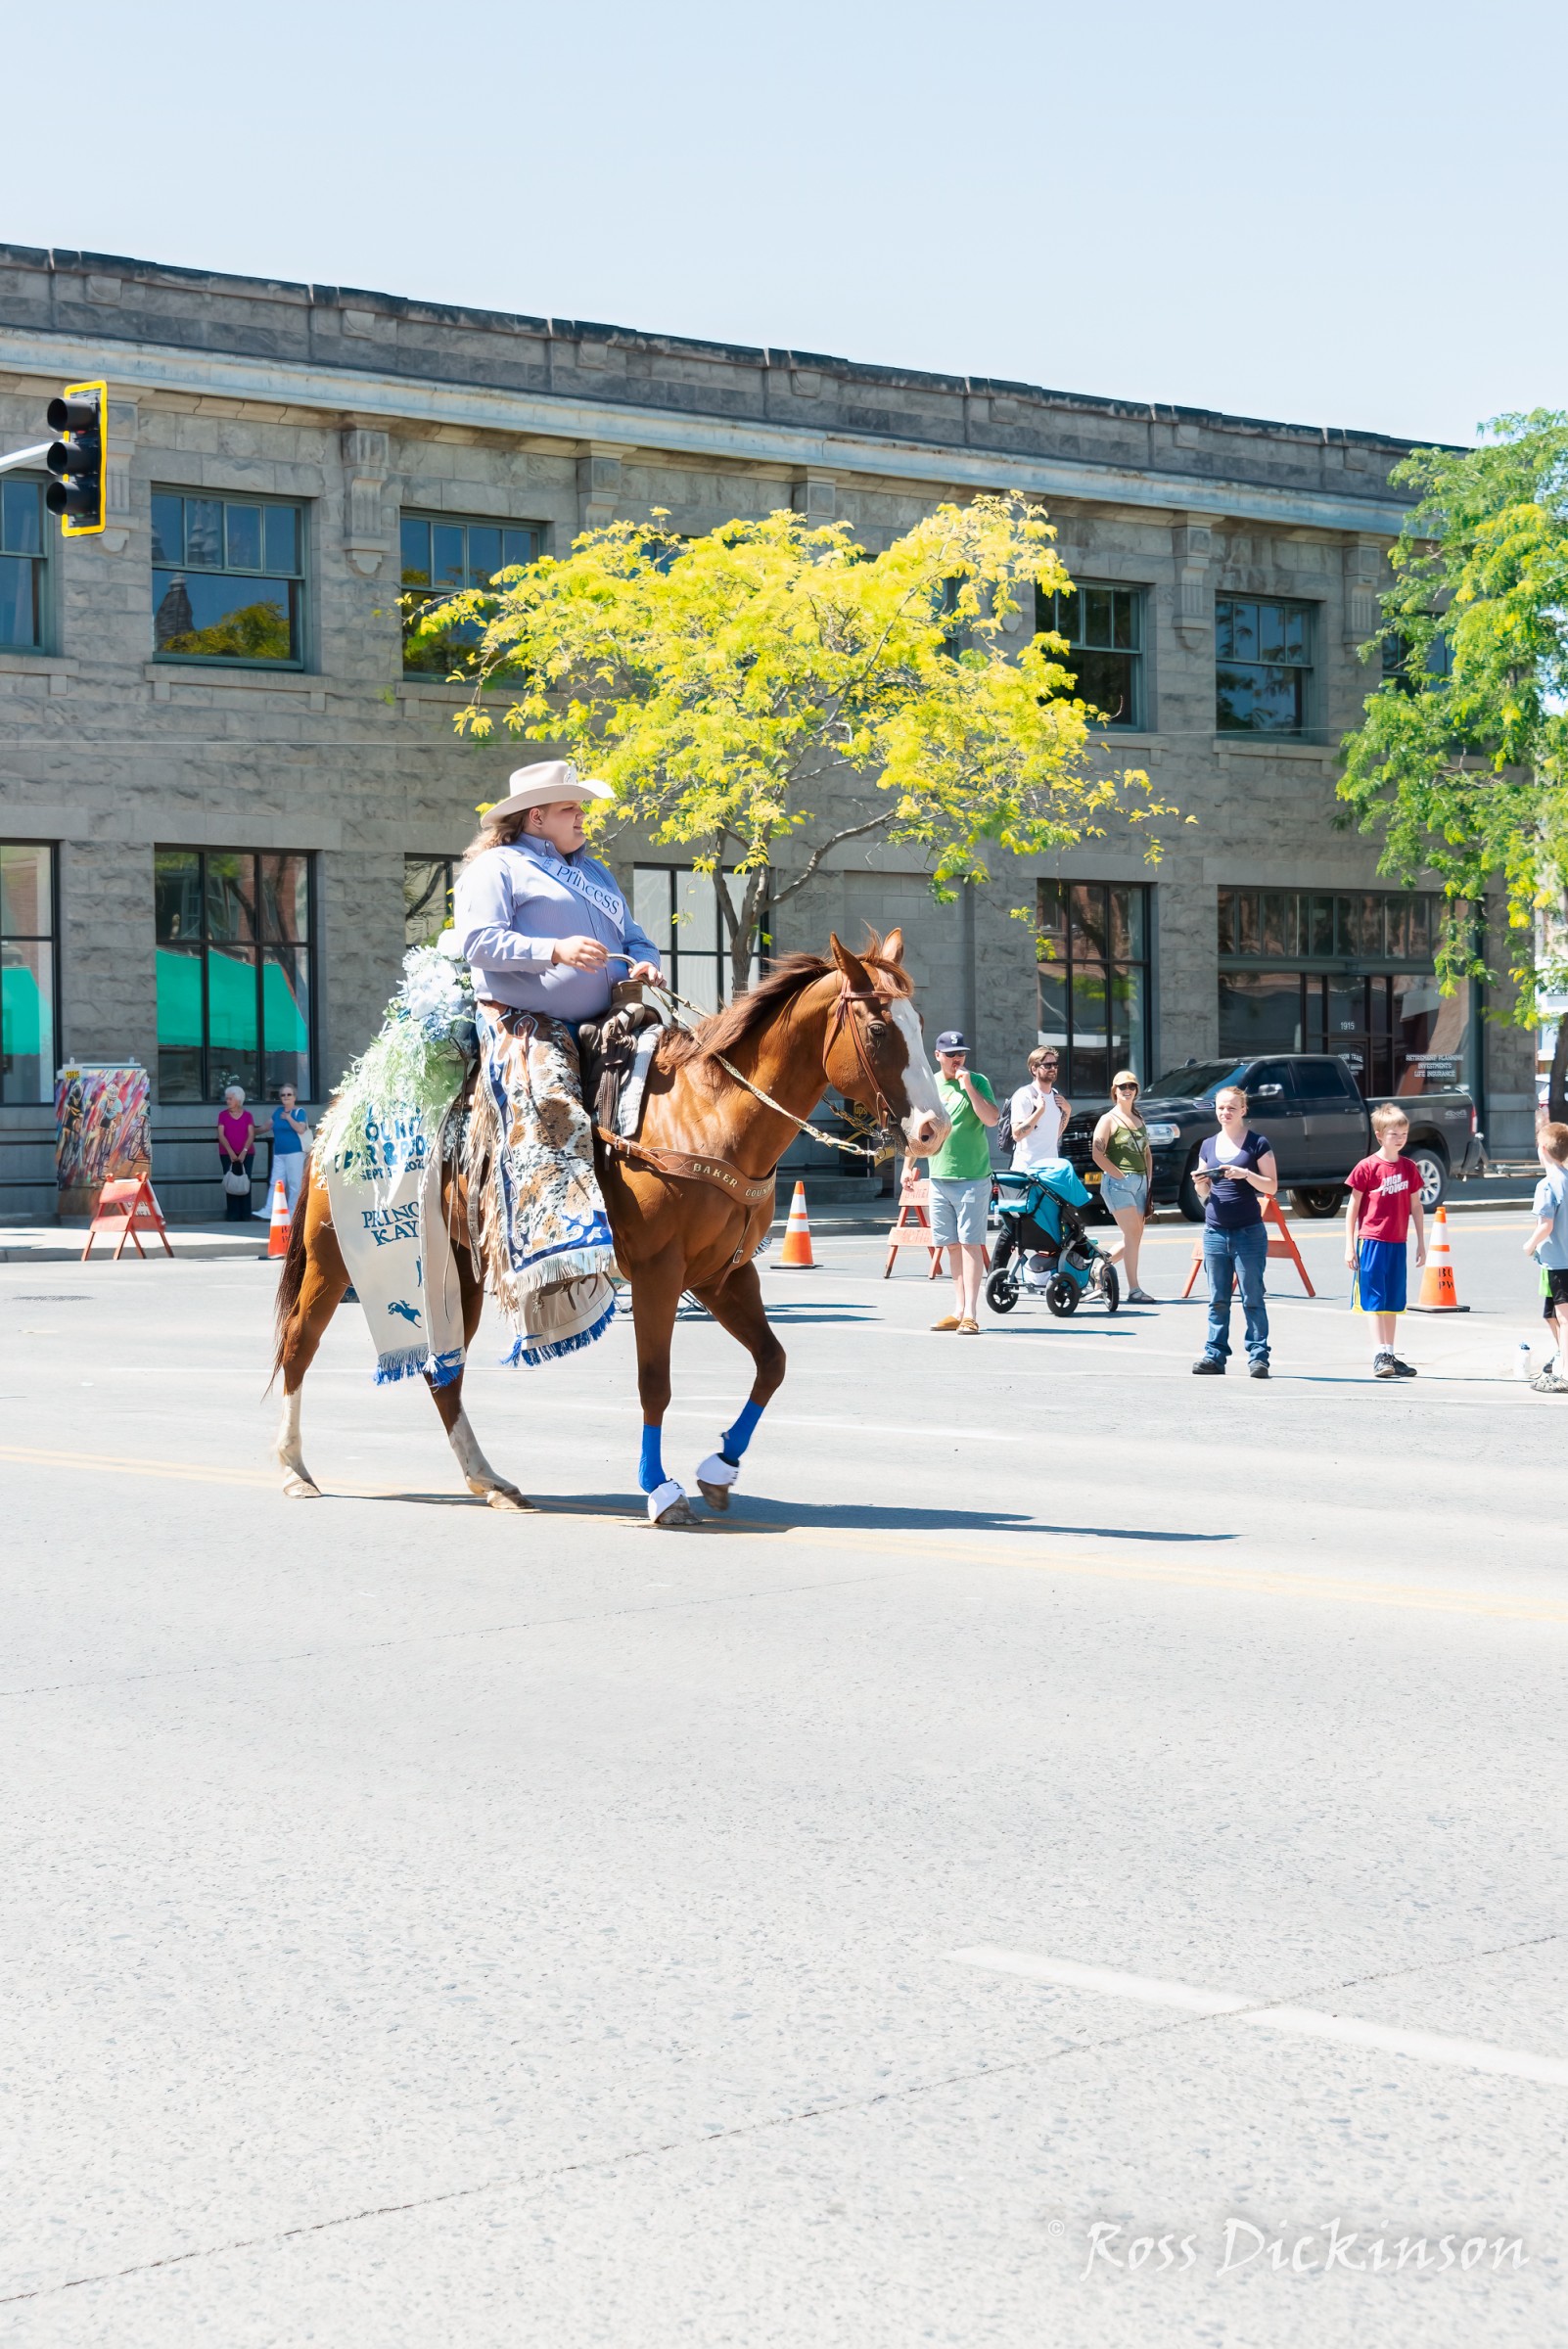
[452,838,662,1023]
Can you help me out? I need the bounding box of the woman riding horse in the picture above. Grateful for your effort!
[272,775,947,1519]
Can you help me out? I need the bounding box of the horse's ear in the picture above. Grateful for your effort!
[881,926,904,966]
[829,934,874,990]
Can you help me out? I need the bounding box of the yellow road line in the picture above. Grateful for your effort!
[3,1446,1564,1626]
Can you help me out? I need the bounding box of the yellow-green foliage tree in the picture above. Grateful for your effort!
[412,494,1176,995]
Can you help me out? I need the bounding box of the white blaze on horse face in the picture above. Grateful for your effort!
[889,996,949,1149]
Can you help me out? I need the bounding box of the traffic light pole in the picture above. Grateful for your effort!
[0,443,52,476]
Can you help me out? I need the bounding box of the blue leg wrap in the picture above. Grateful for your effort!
[719,1398,765,1467]
[639,1424,667,1495]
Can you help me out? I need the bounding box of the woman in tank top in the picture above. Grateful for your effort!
[1091,1070,1155,1301]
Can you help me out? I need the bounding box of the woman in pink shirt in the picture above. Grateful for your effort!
[216,1083,256,1220]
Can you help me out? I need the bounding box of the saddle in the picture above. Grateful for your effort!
[577,980,672,1144]
[579,981,777,1213]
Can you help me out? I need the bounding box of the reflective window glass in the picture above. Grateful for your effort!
[400,511,546,673]
[0,479,46,649]
[1034,876,1151,1099]
[225,505,263,570]
[1216,597,1314,734]
[632,866,760,1004]
[404,855,455,948]
[1036,582,1146,726]
[1,842,57,1105]
[154,849,314,1100]
[151,491,305,665]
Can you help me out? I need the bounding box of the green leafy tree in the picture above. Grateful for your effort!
[412,495,1176,996]
[1338,411,1568,1112]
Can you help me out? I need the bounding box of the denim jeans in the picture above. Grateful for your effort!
[1203,1220,1269,1363]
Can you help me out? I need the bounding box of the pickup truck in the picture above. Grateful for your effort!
[1058,1053,1483,1221]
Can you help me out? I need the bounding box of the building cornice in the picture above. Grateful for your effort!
[0,327,1412,538]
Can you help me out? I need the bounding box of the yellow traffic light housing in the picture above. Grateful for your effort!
[45,379,107,536]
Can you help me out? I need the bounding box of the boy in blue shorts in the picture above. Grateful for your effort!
[1345,1103,1427,1379]
[1522,1119,1568,1393]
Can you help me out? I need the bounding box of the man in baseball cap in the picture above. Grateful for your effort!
[921,1030,999,1332]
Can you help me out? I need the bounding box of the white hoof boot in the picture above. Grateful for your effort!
[647,1477,691,1527]
[696,1451,739,1512]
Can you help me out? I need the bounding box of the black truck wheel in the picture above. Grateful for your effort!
[1291,1185,1345,1219]
[1407,1144,1448,1209]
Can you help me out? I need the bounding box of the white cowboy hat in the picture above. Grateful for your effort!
[482,759,616,820]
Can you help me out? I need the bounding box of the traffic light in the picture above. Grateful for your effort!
[45,380,106,536]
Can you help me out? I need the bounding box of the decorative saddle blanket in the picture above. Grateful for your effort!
[465,1005,619,1367]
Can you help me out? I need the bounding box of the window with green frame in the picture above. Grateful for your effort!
[400,514,544,672]
[155,849,313,1102]
[1036,583,1145,727]
[151,491,305,665]
[1215,596,1314,734]
[1,841,57,1104]
[0,478,47,650]
[1036,879,1150,1100]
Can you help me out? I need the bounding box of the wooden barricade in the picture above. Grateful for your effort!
[883,1162,945,1279]
[1180,1193,1314,1300]
[81,1174,174,1263]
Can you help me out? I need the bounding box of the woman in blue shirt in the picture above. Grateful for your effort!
[453,761,662,1022]
[1191,1082,1278,1379]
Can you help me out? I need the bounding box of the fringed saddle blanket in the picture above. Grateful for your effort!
[321,1102,467,1389]
[465,1005,619,1367]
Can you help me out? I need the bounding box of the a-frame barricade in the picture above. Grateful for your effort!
[884,1161,945,1280]
[81,1174,173,1262]
[1180,1193,1314,1300]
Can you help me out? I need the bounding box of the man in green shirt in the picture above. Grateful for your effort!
[923,1030,999,1332]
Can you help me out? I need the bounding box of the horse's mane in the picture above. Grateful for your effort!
[660,931,910,1069]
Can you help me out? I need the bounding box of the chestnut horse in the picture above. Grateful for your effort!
[271,930,946,1524]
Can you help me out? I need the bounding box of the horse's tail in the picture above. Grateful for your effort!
[267,1170,314,1393]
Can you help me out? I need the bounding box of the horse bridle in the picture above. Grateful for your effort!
[827,975,899,1136]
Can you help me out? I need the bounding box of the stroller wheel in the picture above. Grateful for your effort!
[1099,1264,1121,1314]
[985,1268,1019,1315]
[1045,1275,1080,1317]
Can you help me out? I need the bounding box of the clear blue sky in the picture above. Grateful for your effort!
[3,0,1558,447]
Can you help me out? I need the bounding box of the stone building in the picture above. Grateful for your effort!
[0,245,1532,1220]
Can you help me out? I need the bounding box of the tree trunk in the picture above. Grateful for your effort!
[730,870,768,998]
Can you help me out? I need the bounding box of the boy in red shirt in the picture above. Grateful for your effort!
[1345,1103,1427,1378]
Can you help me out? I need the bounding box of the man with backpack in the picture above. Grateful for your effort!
[1006,1047,1071,1170]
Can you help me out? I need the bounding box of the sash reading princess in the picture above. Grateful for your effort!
[452,760,664,1359]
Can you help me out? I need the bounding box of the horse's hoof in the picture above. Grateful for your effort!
[282,1474,322,1499]
[697,1480,731,1512]
[483,1485,536,1512]
[646,1476,689,1526]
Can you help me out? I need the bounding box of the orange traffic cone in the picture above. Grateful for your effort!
[267,1174,293,1258]
[1407,1203,1468,1313]
[778,1180,815,1268]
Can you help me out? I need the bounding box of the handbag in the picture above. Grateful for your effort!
[222,1164,252,1196]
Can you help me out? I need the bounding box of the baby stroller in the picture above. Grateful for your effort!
[986,1160,1121,1318]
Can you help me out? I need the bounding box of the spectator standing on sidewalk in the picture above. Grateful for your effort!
[1523,1120,1568,1393]
[1092,1070,1156,1303]
[1344,1103,1426,1379]
[270,1085,310,1216]
[1008,1047,1071,1171]
[926,1031,999,1334]
[1191,1084,1277,1379]
[216,1085,256,1222]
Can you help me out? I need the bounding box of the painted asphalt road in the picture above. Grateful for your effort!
[1,1207,1563,2346]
